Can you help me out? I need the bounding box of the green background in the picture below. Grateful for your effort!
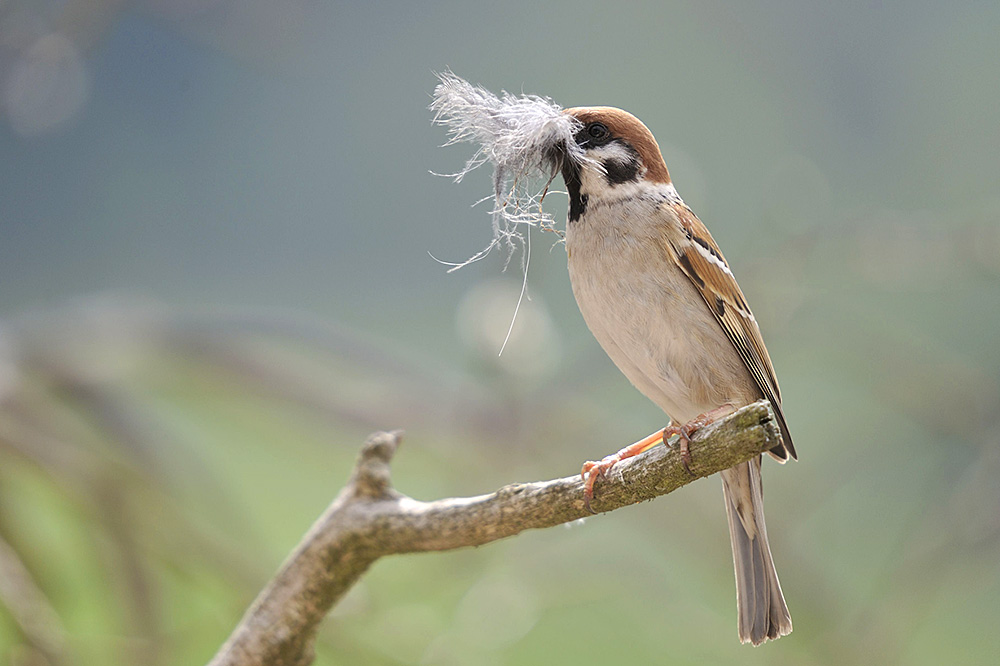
[1,1,997,664]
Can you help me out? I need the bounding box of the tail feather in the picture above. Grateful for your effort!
[720,457,792,645]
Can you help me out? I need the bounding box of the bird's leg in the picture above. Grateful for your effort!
[660,404,737,476]
[581,429,665,513]
[581,404,738,513]
[660,421,700,477]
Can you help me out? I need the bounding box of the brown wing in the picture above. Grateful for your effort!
[666,203,796,461]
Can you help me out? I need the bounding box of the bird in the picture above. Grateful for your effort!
[558,106,796,645]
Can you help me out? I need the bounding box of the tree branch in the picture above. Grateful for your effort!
[208,400,780,666]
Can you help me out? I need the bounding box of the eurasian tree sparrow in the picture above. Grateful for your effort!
[559,107,796,645]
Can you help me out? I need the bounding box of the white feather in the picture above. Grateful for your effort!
[430,72,587,270]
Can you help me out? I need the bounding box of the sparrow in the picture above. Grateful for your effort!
[558,106,796,645]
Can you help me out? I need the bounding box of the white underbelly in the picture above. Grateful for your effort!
[566,221,750,423]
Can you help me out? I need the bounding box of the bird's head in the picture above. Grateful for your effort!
[560,107,671,222]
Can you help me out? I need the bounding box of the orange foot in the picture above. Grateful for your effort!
[581,429,664,514]
[580,406,735,514]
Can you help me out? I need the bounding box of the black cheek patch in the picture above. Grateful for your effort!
[602,155,641,184]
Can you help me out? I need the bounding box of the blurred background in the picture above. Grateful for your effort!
[1,1,998,664]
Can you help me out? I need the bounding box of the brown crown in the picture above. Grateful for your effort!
[564,106,671,184]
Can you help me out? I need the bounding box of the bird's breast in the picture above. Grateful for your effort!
[565,197,754,422]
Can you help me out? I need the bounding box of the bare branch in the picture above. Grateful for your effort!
[209,401,780,666]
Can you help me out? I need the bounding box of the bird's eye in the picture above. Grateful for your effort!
[574,121,613,148]
[587,123,609,141]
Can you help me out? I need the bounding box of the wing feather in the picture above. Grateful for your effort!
[665,203,797,461]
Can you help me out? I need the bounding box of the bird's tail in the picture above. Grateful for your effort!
[720,457,792,645]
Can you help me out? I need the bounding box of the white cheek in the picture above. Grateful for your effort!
[578,168,650,202]
[577,143,639,193]
[578,165,608,193]
[588,142,635,164]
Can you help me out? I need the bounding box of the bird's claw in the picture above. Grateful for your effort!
[663,428,696,477]
[581,454,621,514]
[579,414,713,512]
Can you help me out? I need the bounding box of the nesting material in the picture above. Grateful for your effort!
[430,72,586,271]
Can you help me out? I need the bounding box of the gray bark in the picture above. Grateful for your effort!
[209,401,781,666]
